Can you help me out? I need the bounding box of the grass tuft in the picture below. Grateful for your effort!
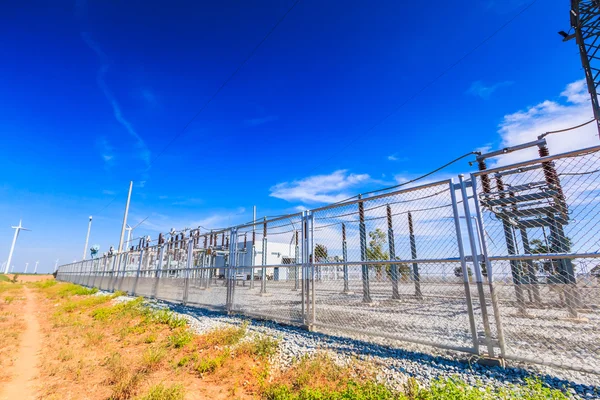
[167,329,193,349]
[137,383,185,400]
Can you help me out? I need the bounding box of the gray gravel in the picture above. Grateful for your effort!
[137,298,599,399]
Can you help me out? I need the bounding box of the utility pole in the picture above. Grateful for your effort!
[34,261,39,274]
[117,181,133,253]
[83,216,93,260]
[4,220,31,274]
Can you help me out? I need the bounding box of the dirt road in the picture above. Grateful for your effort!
[1,288,41,400]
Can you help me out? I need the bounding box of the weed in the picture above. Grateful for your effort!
[137,383,185,400]
[10,274,19,283]
[176,355,190,368]
[238,334,279,358]
[58,349,74,361]
[144,308,187,329]
[144,333,157,344]
[4,296,15,304]
[203,322,248,347]
[84,331,105,346]
[110,370,143,400]
[195,349,230,375]
[167,329,193,348]
[32,279,57,289]
[141,347,166,371]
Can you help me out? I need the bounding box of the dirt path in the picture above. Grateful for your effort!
[1,288,41,400]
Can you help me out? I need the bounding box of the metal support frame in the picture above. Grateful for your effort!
[570,0,600,138]
[342,223,350,294]
[260,218,268,294]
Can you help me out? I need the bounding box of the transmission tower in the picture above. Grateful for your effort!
[565,1,600,137]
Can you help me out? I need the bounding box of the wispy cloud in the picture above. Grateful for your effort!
[81,33,151,169]
[387,154,408,162]
[467,80,513,99]
[244,115,278,126]
[270,170,371,203]
[96,137,115,168]
[102,189,116,195]
[171,198,204,206]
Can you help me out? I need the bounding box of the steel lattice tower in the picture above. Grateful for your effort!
[570,0,600,137]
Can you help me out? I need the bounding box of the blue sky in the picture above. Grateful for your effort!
[0,0,596,272]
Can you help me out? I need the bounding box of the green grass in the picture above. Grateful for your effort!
[0,275,10,282]
[137,383,184,400]
[167,329,193,349]
[56,283,98,297]
[195,349,230,375]
[203,322,248,347]
[238,334,279,358]
[31,279,57,289]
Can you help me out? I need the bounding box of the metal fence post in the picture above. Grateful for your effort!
[450,180,480,354]
[342,223,350,294]
[152,244,164,299]
[469,174,507,358]
[301,211,307,325]
[358,195,372,303]
[387,205,400,300]
[310,212,316,325]
[227,229,238,312]
[260,218,268,295]
[459,174,495,357]
[408,212,423,299]
[182,239,193,305]
[294,230,300,291]
[133,247,145,295]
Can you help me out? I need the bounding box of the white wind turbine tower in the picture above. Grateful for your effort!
[34,261,39,274]
[24,262,28,273]
[4,220,31,274]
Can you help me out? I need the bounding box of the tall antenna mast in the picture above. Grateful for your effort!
[564,1,600,138]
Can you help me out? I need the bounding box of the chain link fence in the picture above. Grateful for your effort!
[56,143,600,375]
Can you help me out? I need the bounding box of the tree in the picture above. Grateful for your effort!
[530,237,574,275]
[366,229,388,279]
[454,266,472,278]
[314,244,328,262]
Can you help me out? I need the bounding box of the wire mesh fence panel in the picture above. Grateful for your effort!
[472,145,600,374]
[310,181,479,352]
[154,238,189,303]
[231,265,305,324]
[133,246,161,297]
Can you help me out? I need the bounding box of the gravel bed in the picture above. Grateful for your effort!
[144,299,599,399]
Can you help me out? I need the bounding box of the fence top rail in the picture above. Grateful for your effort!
[470,144,600,177]
[234,211,304,231]
[309,179,453,214]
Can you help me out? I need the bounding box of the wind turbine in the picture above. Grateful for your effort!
[126,216,149,249]
[4,220,31,274]
[54,259,59,272]
[34,261,39,274]
[24,262,28,273]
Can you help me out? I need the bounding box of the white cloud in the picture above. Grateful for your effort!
[387,155,398,161]
[270,170,371,203]
[491,79,597,166]
[141,89,157,106]
[467,80,513,99]
[82,33,151,169]
[102,189,116,195]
